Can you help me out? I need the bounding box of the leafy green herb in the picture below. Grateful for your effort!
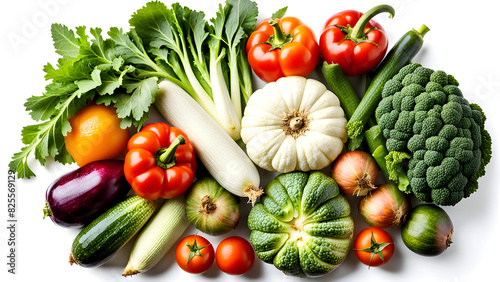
[10,0,259,179]
[10,25,158,178]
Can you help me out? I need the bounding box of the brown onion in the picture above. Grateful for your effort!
[332,150,379,196]
[359,183,411,228]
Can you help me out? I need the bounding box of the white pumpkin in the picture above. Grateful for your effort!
[241,76,348,173]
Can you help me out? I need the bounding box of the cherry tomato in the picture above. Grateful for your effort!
[354,227,394,267]
[175,234,215,274]
[215,236,255,275]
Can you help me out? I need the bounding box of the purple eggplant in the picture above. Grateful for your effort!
[43,160,130,228]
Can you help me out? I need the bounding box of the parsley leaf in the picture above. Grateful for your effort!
[10,24,159,178]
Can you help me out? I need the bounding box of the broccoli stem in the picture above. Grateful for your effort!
[365,125,410,193]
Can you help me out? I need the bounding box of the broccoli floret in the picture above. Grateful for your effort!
[385,151,411,193]
[376,63,492,206]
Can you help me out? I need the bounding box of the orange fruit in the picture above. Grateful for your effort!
[64,103,130,166]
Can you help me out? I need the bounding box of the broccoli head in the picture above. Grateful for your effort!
[375,63,492,206]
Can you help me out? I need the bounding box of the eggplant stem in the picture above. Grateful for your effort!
[42,201,52,219]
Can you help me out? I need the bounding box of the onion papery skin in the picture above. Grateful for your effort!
[401,204,453,256]
[332,150,379,196]
[185,177,240,236]
[359,183,411,228]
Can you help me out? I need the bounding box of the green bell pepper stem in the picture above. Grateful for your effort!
[156,135,186,169]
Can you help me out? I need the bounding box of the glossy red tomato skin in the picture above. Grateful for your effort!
[175,235,215,274]
[354,227,395,267]
[319,10,388,76]
[215,236,255,275]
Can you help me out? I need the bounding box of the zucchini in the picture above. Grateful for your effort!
[320,62,360,120]
[122,196,190,276]
[69,196,157,267]
[346,24,430,142]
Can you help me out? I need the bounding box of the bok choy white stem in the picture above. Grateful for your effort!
[129,0,258,140]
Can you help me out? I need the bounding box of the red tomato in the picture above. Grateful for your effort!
[354,227,394,267]
[215,236,255,275]
[175,235,215,274]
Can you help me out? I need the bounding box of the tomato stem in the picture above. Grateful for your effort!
[155,135,186,169]
[350,4,395,43]
[186,234,210,266]
[354,230,394,268]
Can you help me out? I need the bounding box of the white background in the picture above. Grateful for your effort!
[1,0,499,282]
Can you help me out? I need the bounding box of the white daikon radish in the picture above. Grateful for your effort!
[155,80,262,205]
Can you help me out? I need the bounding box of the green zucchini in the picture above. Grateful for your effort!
[346,24,430,142]
[321,62,360,120]
[69,196,157,267]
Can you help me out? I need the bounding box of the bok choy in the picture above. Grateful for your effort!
[129,0,258,140]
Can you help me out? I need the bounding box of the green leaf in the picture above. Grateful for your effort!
[271,6,287,19]
[115,76,158,123]
[187,6,209,61]
[54,145,74,165]
[131,2,183,55]
[89,27,111,61]
[129,1,171,46]
[97,70,124,96]
[225,0,259,38]
[24,82,78,121]
[51,23,80,58]
[75,68,102,97]
[9,146,36,179]
[108,27,157,70]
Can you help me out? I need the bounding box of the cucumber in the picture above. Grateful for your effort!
[69,196,157,267]
[346,24,430,142]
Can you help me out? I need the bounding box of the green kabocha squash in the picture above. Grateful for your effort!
[247,171,354,277]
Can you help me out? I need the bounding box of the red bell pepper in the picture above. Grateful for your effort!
[246,8,319,83]
[124,122,197,200]
[319,4,395,76]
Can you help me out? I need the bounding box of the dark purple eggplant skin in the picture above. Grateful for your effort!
[44,160,130,228]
